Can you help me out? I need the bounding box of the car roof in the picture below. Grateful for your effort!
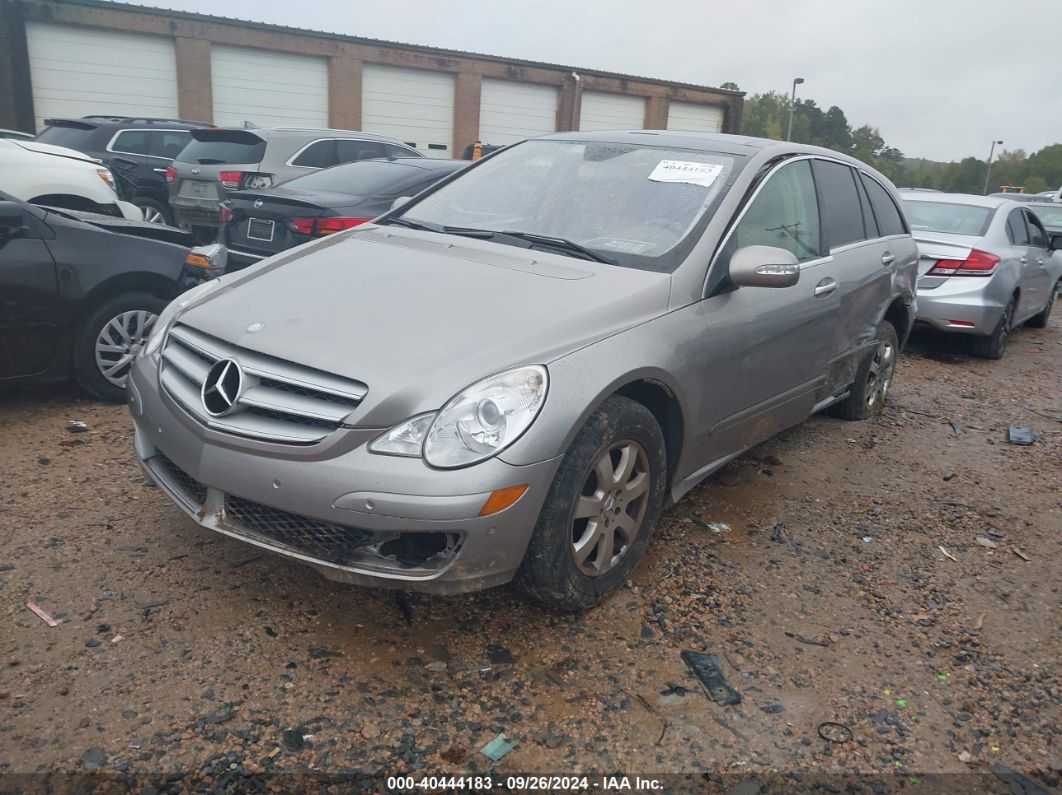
[900,192,1016,209]
[43,116,209,129]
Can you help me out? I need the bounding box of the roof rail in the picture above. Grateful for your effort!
[78,115,211,126]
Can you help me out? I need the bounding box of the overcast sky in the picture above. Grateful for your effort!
[124,0,1062,162]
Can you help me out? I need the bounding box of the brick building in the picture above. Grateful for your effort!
[0,0,743,157]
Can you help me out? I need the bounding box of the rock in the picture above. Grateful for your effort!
[361,722,380,740]
[85,638,101,648]
[80,747,107,769]
[282,729,305,752]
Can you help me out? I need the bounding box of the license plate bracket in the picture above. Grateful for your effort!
[247,218,275,242]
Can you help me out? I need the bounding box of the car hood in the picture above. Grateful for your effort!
[15,139,98,164]
[178,227,671,424]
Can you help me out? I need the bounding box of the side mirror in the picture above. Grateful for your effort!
[390,196,412,212]
[1049,233,1062,251]
[0,200,25,238]
[728,245,800,288]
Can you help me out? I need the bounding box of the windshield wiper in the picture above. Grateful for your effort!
[380,217,444,232]
[498,231,615,264]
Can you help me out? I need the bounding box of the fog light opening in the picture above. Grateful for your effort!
[378,532,462,567]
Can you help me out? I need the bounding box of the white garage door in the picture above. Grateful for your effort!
[579,91,645,131]
[362,64,454,158]
[211,45,328,129]
[25,22,178,133]
[479,79,557,146]
[667,101,725,133]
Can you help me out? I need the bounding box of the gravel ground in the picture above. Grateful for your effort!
[1,317,1059,793]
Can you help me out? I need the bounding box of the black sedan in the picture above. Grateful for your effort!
[219,158,469,269]
[0,192,190,401]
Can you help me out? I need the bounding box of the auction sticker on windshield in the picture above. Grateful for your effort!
[648,160,723,188]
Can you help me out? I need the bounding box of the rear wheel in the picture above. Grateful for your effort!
[132,197,172,226]
[970,297,1015,359]
[828,320,899,421]
[74,292,166,402]
[1025,280,1058,328]
[515,396,667,611]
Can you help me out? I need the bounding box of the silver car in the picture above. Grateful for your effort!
[168,127,420,237]
[129,132,918,610]
[902,193,1062,359]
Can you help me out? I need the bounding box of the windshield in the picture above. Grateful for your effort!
[177,131,265,165]
[283,161,437,195]
[397,139,740,271]
[902,200,993,236]
[36,124,96,149]
[1030,204,1062,229]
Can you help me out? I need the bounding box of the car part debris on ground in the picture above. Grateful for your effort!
[680,651,742,705]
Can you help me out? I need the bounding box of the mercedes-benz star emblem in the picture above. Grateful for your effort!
[253,200,263,208]
[201,358,243,417]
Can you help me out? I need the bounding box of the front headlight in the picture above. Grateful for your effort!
[141,278,223,361]
[96,168,116,191]
[369,366,548,468]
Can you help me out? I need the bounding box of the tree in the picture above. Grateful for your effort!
[719,82,741,91]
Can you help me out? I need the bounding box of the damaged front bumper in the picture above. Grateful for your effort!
[128,357,561,594]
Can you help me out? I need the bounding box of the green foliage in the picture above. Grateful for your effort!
[739,89,1062,195]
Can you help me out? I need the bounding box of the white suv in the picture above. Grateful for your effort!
[0,139,141,220]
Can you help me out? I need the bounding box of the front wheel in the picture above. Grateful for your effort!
[828,320,899,421]
[132,197,173,226]
[74,292,166,402]
[515,396,667,611]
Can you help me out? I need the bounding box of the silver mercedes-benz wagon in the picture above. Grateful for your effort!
[129,131,918,610]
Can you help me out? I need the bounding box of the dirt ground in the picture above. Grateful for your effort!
[1,316,1059,793]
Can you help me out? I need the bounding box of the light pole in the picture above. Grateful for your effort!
[786,77,805,141]
[983,139,1003,195]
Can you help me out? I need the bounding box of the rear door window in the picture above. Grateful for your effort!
[731,159,822,262]
[861,174,908,236]
[1006,210,1030,245]
[110,130,150,155]
[384,143,418,158]
[151,130,192,160]
[335,139,387,163]
[291,140,337,168]
[812,159,867,249]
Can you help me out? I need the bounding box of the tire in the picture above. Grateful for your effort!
[828,320,899,421]
[515,396,667,611]
[1025,280,1058,328]
[74,292,166,402]
[969,297,1015,360]
[132,197,173,226]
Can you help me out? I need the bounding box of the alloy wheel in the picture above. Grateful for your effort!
[141,207,165,224]
[94,310,157,387]
[571,441,651,577]
[865,338,896,409]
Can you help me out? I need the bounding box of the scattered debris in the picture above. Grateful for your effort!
[1006,426,1035,445]
[973,613,985,630]
[958,750,974,763]
[282,729,305,752]
[681,651,741,705]
[230,555,262,569]
[480,733,517,761]
[760,703,785,714]
[100,590,121,601]
[938,545,957,562]
[308,647,341,660]
[947,419,962,437]
[66,421,89,433]
[79,747,107,769]
[711,715,748,741]
[975,536,999,549]
[136,600,169,616]
[26,602,59,627]
[784,631,831,647]
[690,518,732,533]
[817,722,853,744]
[58,438,85,447]
[486,645,516,665]
[1012,548,1030,562]
[425,661,448,673]
[770,522,786,543]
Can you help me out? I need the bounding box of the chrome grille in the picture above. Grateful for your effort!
[160,323,367,444]
[223,495,375,566]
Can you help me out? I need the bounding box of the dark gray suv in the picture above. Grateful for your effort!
[167,127,421,239]
[131,131,918,610]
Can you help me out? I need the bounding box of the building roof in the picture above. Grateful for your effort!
[43,0,744,97]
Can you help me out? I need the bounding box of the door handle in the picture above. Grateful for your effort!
[881,252,895,266]
[814,277,837,297]
[152,167,168,174]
